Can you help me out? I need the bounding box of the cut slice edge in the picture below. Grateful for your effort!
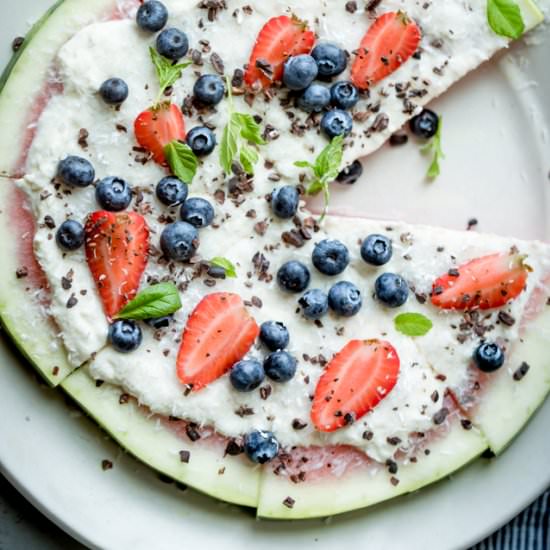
[467,305,550,455]
[61,366,262,508]
[257,414,487,519]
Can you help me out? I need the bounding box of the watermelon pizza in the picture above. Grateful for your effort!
[0,0,549,519]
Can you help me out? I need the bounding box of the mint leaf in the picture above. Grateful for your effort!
[220,112,265,175]
[421,117,444,180]
[234,113,266,145]
[487,0,525,39]
[315,134,344,181]
[220,114,240,174]
[220,78,265,175]
[240,144,259,175]
[150,47,191,103]
[115,282,182,320]
[296,135,345,220]
[210,257,237,278]
[394,312,433,337]
[164,140,198,183]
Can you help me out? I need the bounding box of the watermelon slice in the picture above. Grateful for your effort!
[0,0,548,521]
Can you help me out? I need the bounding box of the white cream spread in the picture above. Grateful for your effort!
[17,0,550,461]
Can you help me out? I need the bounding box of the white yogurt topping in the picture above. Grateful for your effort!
[17,0,550,461]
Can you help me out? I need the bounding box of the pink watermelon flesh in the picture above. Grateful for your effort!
[6,0,546,485]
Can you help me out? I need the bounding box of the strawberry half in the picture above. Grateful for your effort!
[85,211,150,319]
[311,340,400,432]
[351,11,421,90]
[244,15,316,91]
[176,293,260,391]
[134,102,185,164]
[431,252,530,311]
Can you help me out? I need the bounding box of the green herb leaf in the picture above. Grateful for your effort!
[487,0,525,39]
[421,117,444,180]
[210,257,237,278]
[115,282,182,320]
[164,140,198,183]
[150,47,191,103]
[394,312,433,337]
[315,134,344,181]
[220,114,240,174]
[240,144,259,174]
[220,112,265,175]
[295,135,345,220]
[234,113,267,145]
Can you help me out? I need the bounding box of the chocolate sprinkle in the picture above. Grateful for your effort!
[283,496,295,509]
[179,450,191,463]
[101,459,113,471]
[513,362,530,381]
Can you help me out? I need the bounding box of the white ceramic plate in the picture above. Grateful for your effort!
[1,2,550,548]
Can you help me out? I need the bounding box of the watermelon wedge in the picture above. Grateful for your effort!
[0,0,548,522]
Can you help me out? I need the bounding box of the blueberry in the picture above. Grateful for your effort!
[156,28,189,61]
[312,239,350,276]
[259,321,289,351]
[336,160,363,185]
[156,176,188,206]
[193,74,225,105]
[180,197,215,228]
[282,54,318,91]
[243,430,279,464]
[95,176,132,211]
[328,281,362,317]
[330,81,359,110]
[108,319,142,353]
[298,289,329,320]
[57,156,95,188]
[144,315,174,330]
[160,221,199,261]
[271,185,299,219]
[321,109,353,139]
[361,234,393,266]
[409,109,439,139]
[186,126,216,156]
[55,220,84,251]
[297,83,331,113]
[136,0,168,32]
[264,351,297,383]
[374,273,409,308]
[277,261,311,293]
[311,43,347,78]
[230,359,265,392]
[99,78,129,105]
[473,342,505,373]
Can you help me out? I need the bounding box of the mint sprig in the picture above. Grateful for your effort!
[295,134,344,221]
[164,140,198,183]
[487,0,525,39]
[115,282,182,320]
[150,47,192,105]
[220,77,266,175]
[394,312,433,337]
[210,257,237,278]
[421,117,444,180]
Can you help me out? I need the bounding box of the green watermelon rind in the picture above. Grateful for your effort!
[0,0,547,519]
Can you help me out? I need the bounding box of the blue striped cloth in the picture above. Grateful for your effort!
[472,490,550,549]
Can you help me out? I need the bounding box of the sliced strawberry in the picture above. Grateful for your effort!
[134,102,185,164]
[85,211,149,319]
[244,15,316,91]
[311,340,400,433]
[431,252,529,311]
[176,293,260,391]
[351,11,421,90]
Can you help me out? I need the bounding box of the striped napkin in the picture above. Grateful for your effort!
[472,490,550,549]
